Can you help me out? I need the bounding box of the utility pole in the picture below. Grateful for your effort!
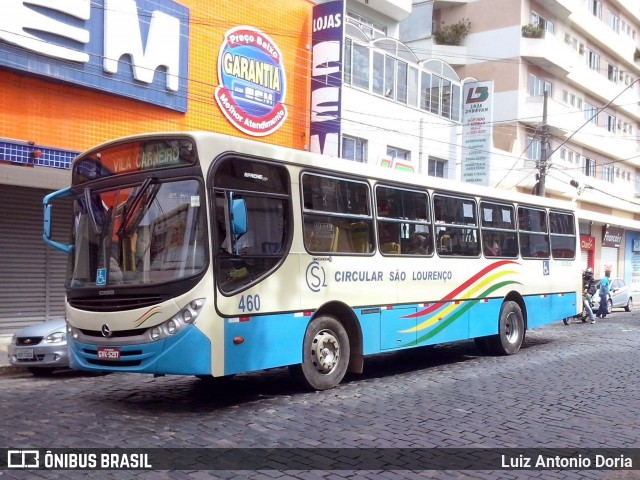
[537,90,550,197]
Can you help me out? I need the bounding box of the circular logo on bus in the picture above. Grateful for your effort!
[214,26,288,137]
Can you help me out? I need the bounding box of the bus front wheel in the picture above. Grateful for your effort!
[487,300,524,355]
[290,315,350,391]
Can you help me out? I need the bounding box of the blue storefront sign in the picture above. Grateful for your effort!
[309,0,344,157]
[0,0,189,112]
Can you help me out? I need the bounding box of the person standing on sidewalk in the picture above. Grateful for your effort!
[596,269,611,320]
[582,268,596,324]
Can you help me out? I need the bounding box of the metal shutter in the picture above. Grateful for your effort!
[600,246,619,278]
[581,250,589,270]
[0,185,71,334]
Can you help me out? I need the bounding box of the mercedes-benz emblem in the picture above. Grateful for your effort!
[101,324,112,337]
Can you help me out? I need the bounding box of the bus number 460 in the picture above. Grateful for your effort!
[238,294,261,312]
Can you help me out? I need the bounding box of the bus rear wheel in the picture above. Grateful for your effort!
[487,300,524,355]
[290,315,350,391]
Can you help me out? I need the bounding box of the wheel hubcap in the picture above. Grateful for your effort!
[504,312,520,344]
[310,329,340,374]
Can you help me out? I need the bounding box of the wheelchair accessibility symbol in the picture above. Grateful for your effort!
[96,268,107,286]
[543,260,549,276]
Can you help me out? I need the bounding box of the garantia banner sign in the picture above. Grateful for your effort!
[214,26,287,137]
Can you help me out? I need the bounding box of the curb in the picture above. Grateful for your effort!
[0,340,29,376]
[0,364,28,376]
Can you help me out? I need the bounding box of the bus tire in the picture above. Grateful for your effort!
[487,300,524,355]
[290,315,350,391]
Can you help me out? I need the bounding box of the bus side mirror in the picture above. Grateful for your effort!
[43,187,74,254]
[231,198,247,236]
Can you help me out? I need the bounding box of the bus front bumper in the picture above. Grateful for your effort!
[68,325,212,376]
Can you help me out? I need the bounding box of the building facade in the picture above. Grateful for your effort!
[400,0,640,290]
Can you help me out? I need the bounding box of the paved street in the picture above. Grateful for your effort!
[1,311,639,480]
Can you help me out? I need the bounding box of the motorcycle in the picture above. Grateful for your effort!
[562,295,591,325]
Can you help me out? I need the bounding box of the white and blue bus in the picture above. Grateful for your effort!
[43,132,581,390]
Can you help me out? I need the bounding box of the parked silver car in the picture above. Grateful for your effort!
[591,278,633,315]
[8,319,69,376]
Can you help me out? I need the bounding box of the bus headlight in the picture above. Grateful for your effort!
[148,298,206,341]
[167,320,177,334]
[182,309,193,324]
[151,327,161,341]
[69,325,80,340]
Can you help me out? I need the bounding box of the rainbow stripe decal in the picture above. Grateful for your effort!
[133,306,164,327]
[400,260,521,344]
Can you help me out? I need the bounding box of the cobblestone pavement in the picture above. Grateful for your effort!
[1,311,639,480]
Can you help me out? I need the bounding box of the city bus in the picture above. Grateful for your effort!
[43,132,581,390]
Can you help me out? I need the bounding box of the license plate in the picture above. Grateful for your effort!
[17,349,34,360]
[97,347,120,361]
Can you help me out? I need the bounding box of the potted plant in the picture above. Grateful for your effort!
[522,23,545,38]
[433,19,471,46]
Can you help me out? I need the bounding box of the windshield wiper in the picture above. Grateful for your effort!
[117,177,156,237]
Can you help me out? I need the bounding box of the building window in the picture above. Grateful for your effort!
[583,102,598,124]
[428,157,447,178]
[527,137,542,160]
[585,48,600,71]
[372,51,384,95]
[609,12,620,33]
[607,64,619,83]
[387,146,411,162]
[588,0,602,19]
[408,66,419,108]
[397,61,408,104]
[604,114,616,133]
[346,11,387,39]
[602,164,614,183]
[371,52,410,104]
[531,12,554,34]
[583,157,596,177]
[528,74,551,96]
[384,55,396,99]
[342,135,368,163]
[344,39,370,89]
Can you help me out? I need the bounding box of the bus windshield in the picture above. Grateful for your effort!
[69,178,206,288]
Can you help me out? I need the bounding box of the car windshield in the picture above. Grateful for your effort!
[68,178,206,288]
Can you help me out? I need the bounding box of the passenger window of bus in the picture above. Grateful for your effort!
[434,194,479,256]
[518,206,550,258]
[550,211,576,259]
[376,185,432,256]
[302,173,374,255]
[480,201,517,258]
